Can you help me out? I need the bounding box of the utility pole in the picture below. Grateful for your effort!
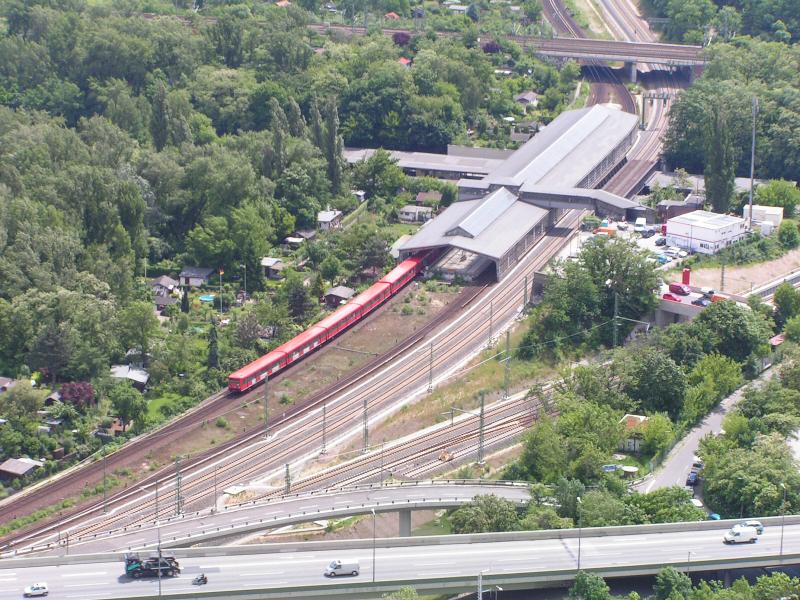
[212,466,218,513]
[154,478,159,524]
[321,403,327,454]
[478,571,484,599]
[488,301,494,343]
[284,463,291,494]
[380,440,385,485]
[175,457,183,515]
[612,291,619,348]
[720,260,726,292]
[478,392,486,465]
[102,446,108,513]
[748,95,758,227]
[218,268,224,315]
[428,342,434,392]
[264,375,269,440]
[241,263,247,298]
[362,398,369,453]
[503,331,511,399]
[523,274,529,306]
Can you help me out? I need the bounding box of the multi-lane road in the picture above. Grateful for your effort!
[1,522,797,600]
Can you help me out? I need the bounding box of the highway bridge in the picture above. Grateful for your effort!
[11,482,531,555]
[1,517,798,599]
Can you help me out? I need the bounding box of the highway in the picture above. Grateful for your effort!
[1,521,798,599]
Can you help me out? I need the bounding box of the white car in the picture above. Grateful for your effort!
[23,583,49,597]
[690,498,704,508]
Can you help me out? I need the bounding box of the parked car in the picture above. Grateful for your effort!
[740,520,764,534]
[665,246,683,257]
[700,287,716,298]
[655,237,667,246]
[723,525,758,544]
[692,297,711,307]
[23,583,49,597]
[668,282,691,295]
[662,293,681,302]
[655,254,670,265]
[641,229,656,238]
[686,471,699,486]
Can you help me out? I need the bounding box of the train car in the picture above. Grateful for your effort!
[315,302,363,339]
[278,325,328,363]
[349,281,392,315]
[228,350,288,392]
[379,255,425,293]
[228,253,428,393]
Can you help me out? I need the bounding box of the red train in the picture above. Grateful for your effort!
[228,254,428,392]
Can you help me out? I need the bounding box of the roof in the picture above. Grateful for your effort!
[295,230,317,240]
[261,257,284,268]
[179,266,214,279]
[0,457,43,477]
[149,275,179,288]
[770,333,786,346]
[416,191,442,203]
[110,365,150,385]
[154,296,178,307]
[398,57,412,66]
[647,171,776,194]
[523,186,641,210]
[400,188,548,260]
[400,205,434,214]
[317,210,343,223]
[668,210,745,229]
[0,376,14,389]
[619,414,649,430]
[482,105,638,190]
[385,11,400,18]
[515,91,539,103]
[750,205,784,215]
[325,286,355,299]
[344,148,504,178]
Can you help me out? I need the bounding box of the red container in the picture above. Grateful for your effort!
[682,268,691,286]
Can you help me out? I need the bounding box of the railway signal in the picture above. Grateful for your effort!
[444,392,487,466]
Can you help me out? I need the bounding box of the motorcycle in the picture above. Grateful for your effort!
[193,574,208,585]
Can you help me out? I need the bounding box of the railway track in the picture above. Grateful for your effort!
[5,210,585,555]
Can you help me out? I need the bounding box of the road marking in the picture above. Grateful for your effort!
[62,571,107,577]
[65,582,109,588]
[125,538,145,545]
[421,562,455,566]
[231,517,250,523]
[239,570,284,576]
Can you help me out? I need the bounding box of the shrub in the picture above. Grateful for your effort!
[215,417,228,429]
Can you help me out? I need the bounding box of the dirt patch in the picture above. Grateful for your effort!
[682,248,800,294]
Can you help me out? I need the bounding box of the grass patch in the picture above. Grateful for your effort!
[413,512,453,536]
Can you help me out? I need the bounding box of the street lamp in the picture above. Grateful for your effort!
[686,550,692,574]
[577,496,583,571]
[495,585,503,600]
[371,508,377,583]
[780,482,787,564]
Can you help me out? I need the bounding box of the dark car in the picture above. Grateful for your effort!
[692,297,711,307]
[641,229,656,238]
[655,237,667,246]
[686,471,699,486]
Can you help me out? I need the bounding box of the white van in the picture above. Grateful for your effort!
[634,217,647,232]
[324,559,360,577]
[723,525,758,544]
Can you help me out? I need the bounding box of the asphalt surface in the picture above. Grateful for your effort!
[1,523,796,599]
[635,368,776,494]
[42,483,531,555]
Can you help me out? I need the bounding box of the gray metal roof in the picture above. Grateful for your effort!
[399,188,548,260]
[483,105,638,190]
[344,148,504,177]
[523,186,641,210]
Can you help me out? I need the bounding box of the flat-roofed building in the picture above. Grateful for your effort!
[666,210,749,254]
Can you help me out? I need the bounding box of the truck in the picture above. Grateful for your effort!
[124,553,181,578]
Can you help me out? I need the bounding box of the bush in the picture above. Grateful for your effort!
[215,417,228,429]
[401,305,413,315]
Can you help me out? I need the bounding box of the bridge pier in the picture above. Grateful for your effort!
[686,65,695,83]
[626,61,638,83]
[399,508,412,537]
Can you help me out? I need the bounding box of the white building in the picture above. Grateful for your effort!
[744,204,784,227]
[665,210,749,254]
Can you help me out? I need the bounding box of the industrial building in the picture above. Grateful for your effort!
[398,105,644,280]
[398,188,549,281]
[665,210,749,254]
[343,146,510,181]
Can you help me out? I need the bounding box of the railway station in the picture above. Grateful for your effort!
[399,105,645,281]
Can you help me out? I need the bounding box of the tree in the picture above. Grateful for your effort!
[283,272,315,323]
[579,489,631,527]
[703,105,735,214]
[351,149,405,200]
[392,32,411,46]
[622,348,687,420]
[514,417,569,482]
[60,382,96,409]
[286,97,307,138]
[693,301,771,364]
[181,289,190,314]
[466,3,480,21]
[320,255,341,283]
[756,180,800,218]
[109,381,147,432]
[625,487,705,523]
[778,220,800,249]
[638,413,674,456]
[117,301,160,367]
[324,99,345,195]
[382,588,419,600]
[554,477,585,519]
[208,321,219,370]
[449,495,520,534]
[654,567,692,600]
[309,98,324,149]
[568,571,612,600]
[28,322,73,385]
[151,80,169,151]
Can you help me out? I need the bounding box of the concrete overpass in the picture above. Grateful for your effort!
[7,481,531,556]
[1,516,799,599]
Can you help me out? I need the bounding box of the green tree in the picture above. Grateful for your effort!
[693,300,771,364]
[756,179,800,218]
[638,413,674,456]
[625,487,706,523]
[28,322,73,385]
[283,271,315,323]
[117,301,160,367]
[622,348,687,420]
[514,417,569,483]
[324,99,345,195]
[555,477,585,519]
[778,220,800,249]
[208,321,219,370]
[449,494,520,534]
[109,381,147,432]
[382,588,420,600]
[151,80,169,151]
[579,489,631,527]
[320,255,342,283]
[181,289,190,314]
[351,149,405,200]
[654,567,692,600]
[704,105,735,214]
[568,571,612,600]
